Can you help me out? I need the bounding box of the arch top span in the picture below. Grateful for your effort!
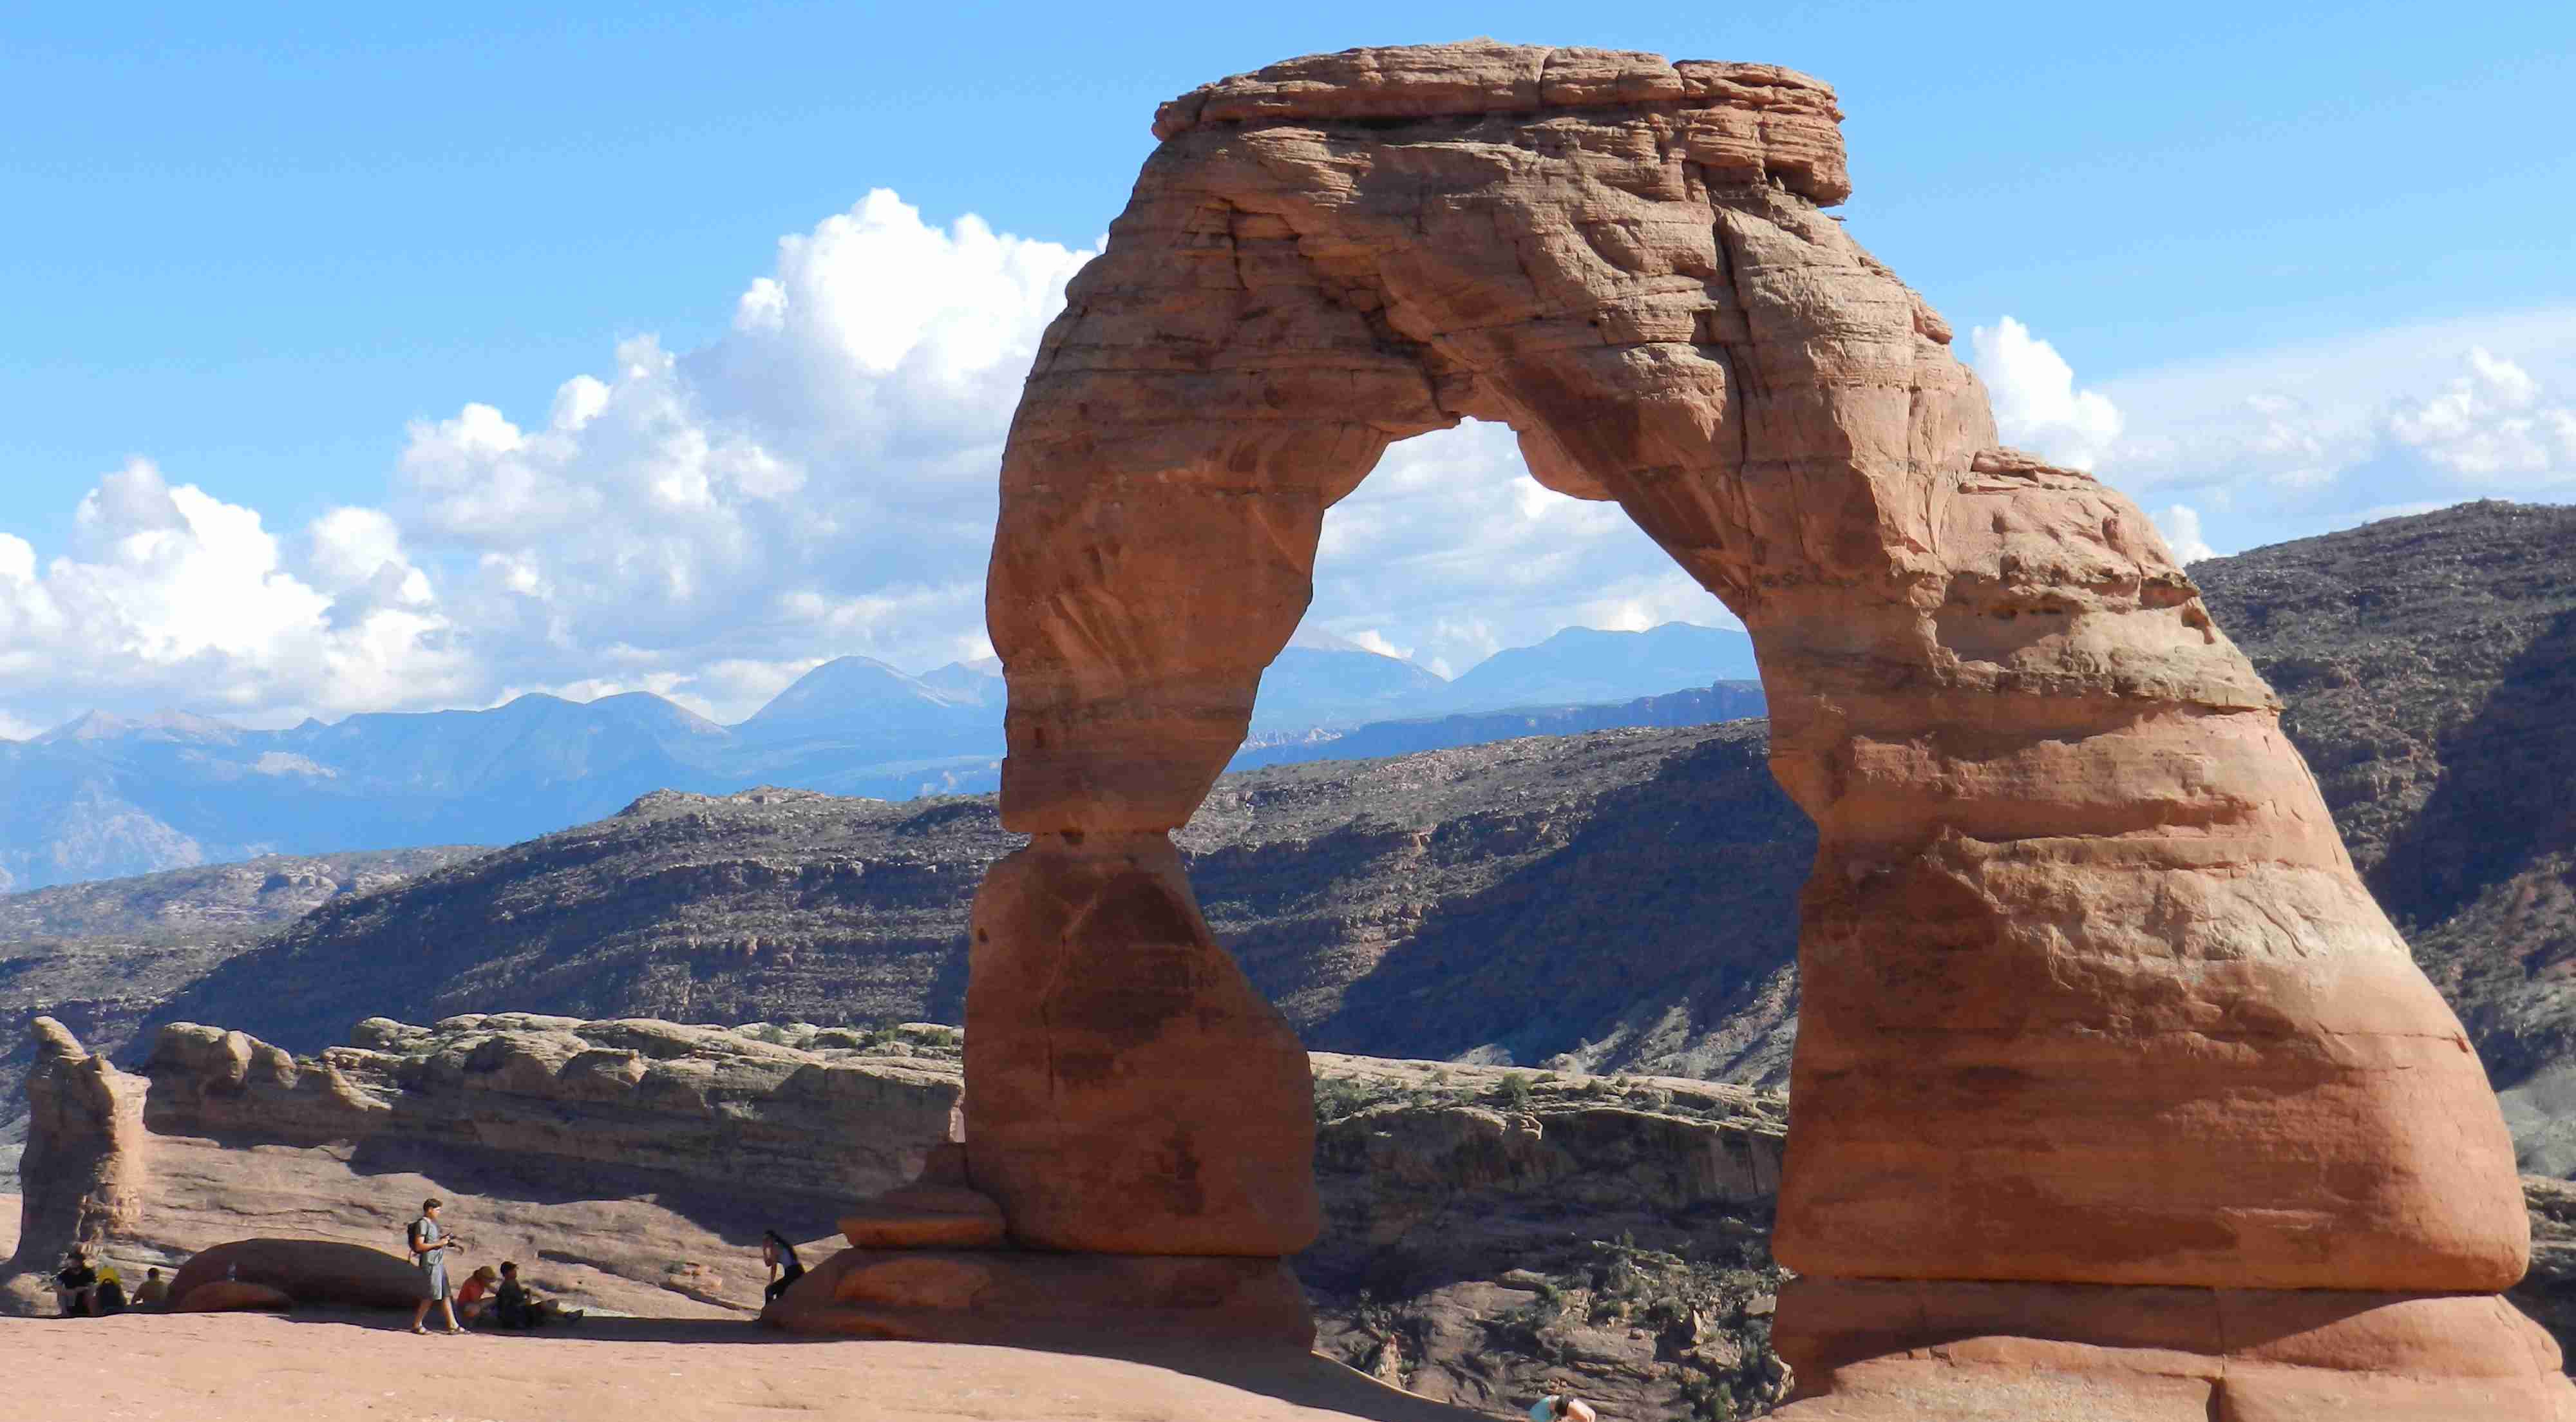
[1148,41,1854,207]
[943,41,2555,1415]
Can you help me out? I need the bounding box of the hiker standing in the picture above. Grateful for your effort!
[406,1197,468,1335]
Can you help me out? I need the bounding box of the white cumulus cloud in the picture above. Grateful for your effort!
[21,192,2568,741]
[1980,308,2576,561]
[1971,316,2125,471]
[2385,347,2576,480]
[2150,504,2217,563]
[1309,420,1738,679]
[375,190,1095,722]
[0,459,468,723]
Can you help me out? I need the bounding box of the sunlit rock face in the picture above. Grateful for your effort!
[948,39,2564,1414]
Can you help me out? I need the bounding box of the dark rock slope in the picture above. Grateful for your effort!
[142,726,1815,1085]
[71,500,2576,1175]
[0,848,478,1171]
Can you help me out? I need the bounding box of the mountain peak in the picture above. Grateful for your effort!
[34,708,243,745]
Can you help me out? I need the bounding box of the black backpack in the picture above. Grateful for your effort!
[95,1279,128,1316]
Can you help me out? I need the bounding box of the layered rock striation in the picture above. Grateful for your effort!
[958,38,2561,1414]
[1,1015,960,1318]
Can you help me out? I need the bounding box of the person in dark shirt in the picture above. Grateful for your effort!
[53,1251,98,1317]
[761,1231,804,1306]
[491,1260,580,1328]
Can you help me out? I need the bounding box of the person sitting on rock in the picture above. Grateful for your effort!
[761,1230,805,1306]
[93,1265,128,1316]
[455,1265,500,1324]
[131,1267,170,1310]
[1528,1392,1596,1422]
[53,1251,98,1317]
[491,1260,581,1329]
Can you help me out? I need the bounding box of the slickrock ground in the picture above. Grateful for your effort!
[4,1012,1800,1417]
[16,1010,2576,1414]
[5,1314,1492,1422]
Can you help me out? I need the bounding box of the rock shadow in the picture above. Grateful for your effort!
[2374,605,2576,929]
[1298,724,1812,1072]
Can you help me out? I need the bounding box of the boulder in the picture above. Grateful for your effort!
[168,1239,428,1311]
[172,1280,294,1313]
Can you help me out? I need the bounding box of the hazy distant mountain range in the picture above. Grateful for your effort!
[0,621,1757,892]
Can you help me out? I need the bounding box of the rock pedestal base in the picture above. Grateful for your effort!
[762,1245,1314,1350]
[1770,1277,2576,1419]
[764,1154,1315,1351]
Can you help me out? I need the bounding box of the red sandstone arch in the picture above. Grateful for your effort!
[936,43,2564,1416]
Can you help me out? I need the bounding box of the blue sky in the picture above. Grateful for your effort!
[4,2,2573,735]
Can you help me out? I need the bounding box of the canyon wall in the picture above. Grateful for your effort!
[1,1015,960,1318]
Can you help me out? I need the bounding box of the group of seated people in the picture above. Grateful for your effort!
[50,1244,579,1328]
[455,1260,580,1329]
[52,1251,169,1316]
[51,1222,786,1325]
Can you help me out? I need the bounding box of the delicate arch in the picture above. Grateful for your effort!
[934,41,2555,1413]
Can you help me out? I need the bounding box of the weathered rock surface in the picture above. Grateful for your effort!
[1303,1056,1792,1417]
[1,1016,144,1313]
[60,504,2572,1191]
[770,1247,1318,1349]
[173,1279,292,1313]
[966,833,1318,1255]
[2192,501,2576,1176]
[0,1016,960,1318]
[167,1238,426,1312]
[17,1010,2576,1412]
[0,846,474,1180]
[138,722,1810,1092]
[974,37,2544,1412]
[7,1312,1501,1422]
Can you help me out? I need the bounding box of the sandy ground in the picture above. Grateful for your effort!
[0,1312,1498,1422]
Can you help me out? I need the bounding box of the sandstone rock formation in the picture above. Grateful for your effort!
[17,1009,2576,1412]
[949,38,2566,1414]
[0,1016,961,1318]
[167,1239,426,1312]
[0,1016,145,1313]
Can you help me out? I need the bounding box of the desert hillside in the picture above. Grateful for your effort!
[6,500,2574,1179]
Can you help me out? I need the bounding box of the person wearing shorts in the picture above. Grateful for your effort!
[407,1198,466,1335]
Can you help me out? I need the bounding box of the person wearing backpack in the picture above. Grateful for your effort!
[405,1198,468,1336]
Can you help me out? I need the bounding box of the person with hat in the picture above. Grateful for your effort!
[93,1264,128,1316]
